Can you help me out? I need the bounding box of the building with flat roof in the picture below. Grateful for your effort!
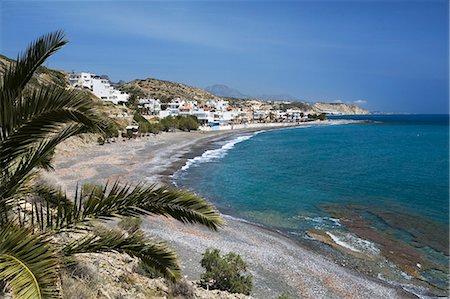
[68,72,129,105]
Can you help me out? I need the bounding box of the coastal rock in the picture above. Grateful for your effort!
[61,251,254,299]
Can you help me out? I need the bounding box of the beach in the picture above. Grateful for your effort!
[42,120,417,299]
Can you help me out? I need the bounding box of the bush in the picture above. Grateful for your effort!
[146,122,162,134]
[118,216,142,234]
[177,115,199,132]
[97,136,105,145]
[307,113,327,121]
[169,280,194,299]
[200,249,252,295]
[160,115,178,132]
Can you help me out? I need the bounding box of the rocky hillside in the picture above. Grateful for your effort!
[120,78,369,114]
[120,78,224,103]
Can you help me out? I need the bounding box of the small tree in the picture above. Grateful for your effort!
[200,249,252,295]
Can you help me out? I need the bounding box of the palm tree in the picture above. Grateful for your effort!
[0,31,223,299]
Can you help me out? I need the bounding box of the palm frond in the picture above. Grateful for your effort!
[0,31,67,140]
[0,123,88,202]
[141,185,224,230]
[1,31,67,96]
[0,223,60,299]
[63,228,180,281]
[28,181,223,233]
[0,84,110,171]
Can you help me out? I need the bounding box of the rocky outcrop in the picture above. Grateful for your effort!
[62,252,253,299]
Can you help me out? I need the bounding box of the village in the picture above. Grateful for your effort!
[68,72,328,132]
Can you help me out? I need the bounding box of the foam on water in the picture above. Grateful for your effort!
[179,133,259,172]
[325,231,380,256]
[300,216,342,227]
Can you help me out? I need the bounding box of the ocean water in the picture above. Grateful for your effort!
[174,115,449,296]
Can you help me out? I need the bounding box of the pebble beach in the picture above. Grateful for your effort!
[42,120,417,299]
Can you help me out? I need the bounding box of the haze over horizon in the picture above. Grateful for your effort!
[1,0,448,113]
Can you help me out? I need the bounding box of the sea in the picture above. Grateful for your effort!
[174,115,449,298]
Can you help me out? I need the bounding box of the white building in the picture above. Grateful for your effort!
[68,72,129,105]
[138,98,161,115]
[206,100,229,111]
[286,109,307,122]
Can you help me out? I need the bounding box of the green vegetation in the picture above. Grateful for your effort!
[307,113,327,121]
[133,113,199,134]
[200,249,252,295]
[0,31,223,299]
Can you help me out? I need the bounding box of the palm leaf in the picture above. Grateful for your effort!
[0,84,110,171]
[0,223,60,299]
[29,182,223,233]
[63,228,180,281]
[0,124,88,202]
[0,31,67,140]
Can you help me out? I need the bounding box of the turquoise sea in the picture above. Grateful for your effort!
[174,115,449,297]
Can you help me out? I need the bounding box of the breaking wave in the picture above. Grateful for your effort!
[180,132,261,172]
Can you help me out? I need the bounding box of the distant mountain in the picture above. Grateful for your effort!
[256,94,300,101]
[205,84,249,99]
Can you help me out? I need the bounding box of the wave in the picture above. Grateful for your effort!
[325,231,380,256]
[299,216,342,227]
[179,132,261,172]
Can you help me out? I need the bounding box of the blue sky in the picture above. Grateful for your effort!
[1,0,448,113]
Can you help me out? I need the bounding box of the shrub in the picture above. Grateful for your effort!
[147,122,162,134]
[177,115,199,132]
[97,136,105,145]
[118,216,142,234]
[200,249,252,295]
[169,280,194,299]
[160,116,178,132]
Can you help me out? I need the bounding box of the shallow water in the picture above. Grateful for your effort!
[175,115,449,297]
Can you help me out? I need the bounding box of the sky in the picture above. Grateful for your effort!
[0,0,448,113]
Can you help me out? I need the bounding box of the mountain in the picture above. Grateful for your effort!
[205,84,249,99]
[120,78,223,103]
[255,94,300,101]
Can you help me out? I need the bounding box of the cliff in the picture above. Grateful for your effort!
[311,102,369,115]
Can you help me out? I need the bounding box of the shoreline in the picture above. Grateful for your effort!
[43,120,417,298]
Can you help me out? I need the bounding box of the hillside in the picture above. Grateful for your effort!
[120,78,224,103]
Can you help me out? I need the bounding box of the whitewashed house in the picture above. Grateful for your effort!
[138,98,161,115]
[68,72,129,105]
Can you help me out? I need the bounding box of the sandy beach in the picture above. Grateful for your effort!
[43,120,416,299]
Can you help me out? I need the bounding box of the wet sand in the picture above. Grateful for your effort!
[43,121,417,299]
